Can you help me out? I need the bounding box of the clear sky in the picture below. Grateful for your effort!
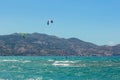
[0,0,120,45]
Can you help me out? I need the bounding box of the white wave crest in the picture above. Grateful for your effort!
[52,60,76,67]
[0,60,19,62]
[22,60,31,63]
[48,59,54,62]
[0,60,31,63]
[52,60,86,67]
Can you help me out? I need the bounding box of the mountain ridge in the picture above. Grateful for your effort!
[0,33,119,56]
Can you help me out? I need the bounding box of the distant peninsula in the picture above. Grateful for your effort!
[0,33,120,56]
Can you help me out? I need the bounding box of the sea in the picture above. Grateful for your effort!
[0,56,119,80]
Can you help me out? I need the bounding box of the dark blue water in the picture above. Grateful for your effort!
[0,56,119,80]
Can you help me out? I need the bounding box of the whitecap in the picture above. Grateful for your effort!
[48,59,54,62]
[52,60,86,67]
[54,60,77,64]
[53,63,70,67]
[0,60,19,62]
[52,60,74,67]
[22,60,31,63]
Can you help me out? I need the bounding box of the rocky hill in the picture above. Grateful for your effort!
[0,33,119,56]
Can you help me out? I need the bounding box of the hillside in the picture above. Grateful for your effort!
[0,33,120,56]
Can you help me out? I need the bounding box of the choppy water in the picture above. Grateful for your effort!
[0,56,119,80]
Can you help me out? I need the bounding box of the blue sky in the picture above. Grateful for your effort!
[0,0,120,45]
